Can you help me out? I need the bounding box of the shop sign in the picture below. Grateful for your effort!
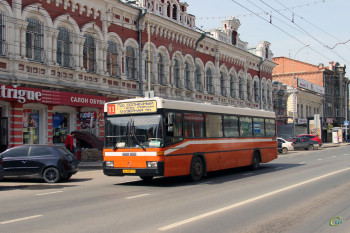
[0,85,107,108]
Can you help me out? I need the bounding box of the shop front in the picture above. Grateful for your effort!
[0,84,107,151]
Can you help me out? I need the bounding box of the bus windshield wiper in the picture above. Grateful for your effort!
[130,120,146,151]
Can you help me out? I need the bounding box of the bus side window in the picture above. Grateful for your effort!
[165,112,183,144]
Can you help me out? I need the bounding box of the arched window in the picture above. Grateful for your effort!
[107,41,119,76]
[125,46,136,79]
[57,27,71,67]
[184,62,190,90]
[195,65,203,92]
[206,68,214,94]
[158,53,165,85]
[83,34,95,72]
[0,14,5,55]
[230,75,236,98]
[172,4,177,20]
[174,59,180,88]
[220,72,226,96]
[239,76,244,99]
[247,81,252,101]
[26,18,43,62]
[167,2,171,17]
[254,81,259,102]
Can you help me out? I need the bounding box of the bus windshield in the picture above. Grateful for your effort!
[105,114,163,149]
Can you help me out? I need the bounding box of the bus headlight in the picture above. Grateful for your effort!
[105,161,114,167]
[147,161,158,168]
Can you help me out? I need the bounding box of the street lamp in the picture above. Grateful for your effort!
[292,44,309,137]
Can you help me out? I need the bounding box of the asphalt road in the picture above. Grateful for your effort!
[1,146,350,233]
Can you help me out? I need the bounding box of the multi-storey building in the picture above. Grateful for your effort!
[273,57,349,141]
[0,0,275,151]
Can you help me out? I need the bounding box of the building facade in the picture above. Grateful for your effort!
[273,57,349,141]
[0,0,275,151]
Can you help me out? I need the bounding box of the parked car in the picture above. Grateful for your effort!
[297,134,322,147]
[0,156,4,181]
[0,145,79,183]
[290,137,319,150]
[277,137,294,154]
[277,140,283,153]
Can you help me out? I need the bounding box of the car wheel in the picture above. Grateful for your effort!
[308,145,314,151]
[282,147,288,154]
[190,156,204,181]
[43,167,61,183]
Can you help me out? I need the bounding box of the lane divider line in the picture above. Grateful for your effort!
[126,194,150,199]
[36,191,63,196]
[0,215,43,224]
[159,167,350,231]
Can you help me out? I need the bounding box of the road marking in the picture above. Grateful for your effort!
[0,215,43,224]
[332,156,336,158]
[317,159,323,161]
[36,191,63,196]
[158,167,350,231]
[298,162,306,164]
[126,194,150,199]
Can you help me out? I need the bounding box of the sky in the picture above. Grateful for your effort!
[185,0,350,71]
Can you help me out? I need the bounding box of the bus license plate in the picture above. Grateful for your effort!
[123,169,136,174]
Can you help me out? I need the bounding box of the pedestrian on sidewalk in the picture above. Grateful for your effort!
[65,132,75,154]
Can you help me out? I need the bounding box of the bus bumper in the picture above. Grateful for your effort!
[103,161,164,177]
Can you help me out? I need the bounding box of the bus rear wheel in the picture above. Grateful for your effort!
[190,156,204,181]
[250,152,260,170]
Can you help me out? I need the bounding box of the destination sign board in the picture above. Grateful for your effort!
[107,100,157,115]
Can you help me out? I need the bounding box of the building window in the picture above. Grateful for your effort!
[174,59,180,88]
[301,104,304,118]
[107,41,119,76]
[158,53,165,85]
[26,18,43,62]
[220,72,226,96]
[306,105,309,117]
[83,34,96,72]
[254,81,259,102]
[172,4,177,20]
[195,65,203,92]
[247,81,252,101]
[125,46,136,79]
[57,27,71,67]
[184,62,190,90]
[206,68,214,94]
[239,76,244,99]
[23,109,39,144]
[0,14,5,56]
[53,113,69,145]
[230,75,235,98]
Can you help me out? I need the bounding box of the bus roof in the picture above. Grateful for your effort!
[105,97,275,118]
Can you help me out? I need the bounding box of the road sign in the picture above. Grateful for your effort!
[344,121,349,126]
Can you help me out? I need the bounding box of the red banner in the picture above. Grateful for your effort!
[0,85,107,108]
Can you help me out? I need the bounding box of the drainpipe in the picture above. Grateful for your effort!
[258,58,265,109]
[136,9,147,97]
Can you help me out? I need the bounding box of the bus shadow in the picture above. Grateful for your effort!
[116,163,304,187]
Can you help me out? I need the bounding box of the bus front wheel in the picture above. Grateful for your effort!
[190,156,204,181]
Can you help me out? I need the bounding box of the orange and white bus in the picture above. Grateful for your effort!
[103,97,277,181]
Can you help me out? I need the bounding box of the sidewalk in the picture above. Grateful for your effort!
[78,161,103,170]
[321,142,349,148]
